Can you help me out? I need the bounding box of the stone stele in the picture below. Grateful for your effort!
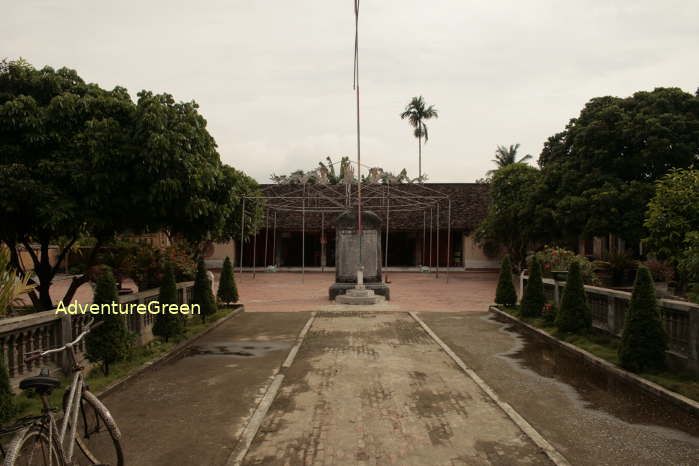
[328,209,390,300]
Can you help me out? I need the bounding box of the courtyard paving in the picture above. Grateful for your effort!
[242,311,551,466]
[38,271,497,313]
[43,273,699,465]
[92,309,699,466]
[235,272,497,312]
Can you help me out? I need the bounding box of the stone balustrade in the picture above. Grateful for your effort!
[520,273,699,373]
[0,281,195,381]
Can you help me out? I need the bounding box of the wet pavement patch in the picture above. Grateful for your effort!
[497,315,699,439]
[181,341,291,359]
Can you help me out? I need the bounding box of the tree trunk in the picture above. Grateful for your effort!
[36,280,54,311]
[418,135,422,182]
[20,240,54,311]
[62,275,89,305]
[61,238,102,304]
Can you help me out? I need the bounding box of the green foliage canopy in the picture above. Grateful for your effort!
[644,168,699,266]
[0,59,262,310]
[538,88,699,244]
[475,164,552,267]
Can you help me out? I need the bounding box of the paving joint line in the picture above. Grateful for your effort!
[225,312,316,466]
[408,311,571,466]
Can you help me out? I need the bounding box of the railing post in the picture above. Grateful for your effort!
[59,315,73,373]
[519,271,525,301]
[132,296,147,346]
[181,285,188,305]
[553,281,561,308]
[607,295,617,335]
[689,307,699,372]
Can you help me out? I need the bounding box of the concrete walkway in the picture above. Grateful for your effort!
[93,310,699,466]
[242,312,552,465]
[420,312,699,466]
[100,312,311,466]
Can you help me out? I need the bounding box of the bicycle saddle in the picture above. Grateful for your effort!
[19,368,60,391]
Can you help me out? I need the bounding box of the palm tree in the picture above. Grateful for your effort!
[487,143,532,175]
[400,96,438,182]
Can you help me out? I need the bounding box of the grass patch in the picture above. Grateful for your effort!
[495,305,699,403]
[8,306,238,426]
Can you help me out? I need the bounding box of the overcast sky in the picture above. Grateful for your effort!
[3,1,698,183]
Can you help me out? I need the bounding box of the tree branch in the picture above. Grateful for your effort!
[50,235,78,279]
[20,239,40,271]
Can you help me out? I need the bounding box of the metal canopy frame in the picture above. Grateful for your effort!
[237,162,455,284]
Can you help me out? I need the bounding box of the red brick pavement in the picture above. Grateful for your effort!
[235,271,497,312]
[30,271,497,313]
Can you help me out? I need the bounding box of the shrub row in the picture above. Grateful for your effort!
[496,255,668,373]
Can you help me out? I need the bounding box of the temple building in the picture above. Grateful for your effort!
[208,183,501,271]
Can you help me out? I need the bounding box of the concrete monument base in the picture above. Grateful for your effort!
[329,282,391,301]
[334,287,386,305]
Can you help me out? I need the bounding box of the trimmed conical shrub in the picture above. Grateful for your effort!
[618,266,668,372]
[555,261,591,333]
[0,355,18,424]
[193,258,217,323]
[495,255,517,307]
[153,264,184,342]
[521,257,545,317]
[217,256,239,305]
[86,267,131,376]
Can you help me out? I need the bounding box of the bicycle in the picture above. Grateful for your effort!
[1,318,124,465]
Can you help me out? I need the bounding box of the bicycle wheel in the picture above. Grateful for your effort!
[63,389,124,466]
[2,424,65,466]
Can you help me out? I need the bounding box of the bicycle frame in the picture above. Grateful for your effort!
[29,323,94,464]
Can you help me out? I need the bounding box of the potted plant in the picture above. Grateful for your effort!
[531,246,598,284]
[593,260,613,286]
[607,250,638,287]
[643,257,674,297]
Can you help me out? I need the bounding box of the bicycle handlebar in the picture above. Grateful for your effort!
[24,319,103,362]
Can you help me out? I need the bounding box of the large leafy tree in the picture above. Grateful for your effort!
[644,168,699,266]
[475,164,552,267]
[538,88,699,244]
[487,143,532,176]
[0,59,136,309]
[0,59,261,310]
[400,96,438,181]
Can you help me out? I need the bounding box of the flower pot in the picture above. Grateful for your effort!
[654,281,669,297]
